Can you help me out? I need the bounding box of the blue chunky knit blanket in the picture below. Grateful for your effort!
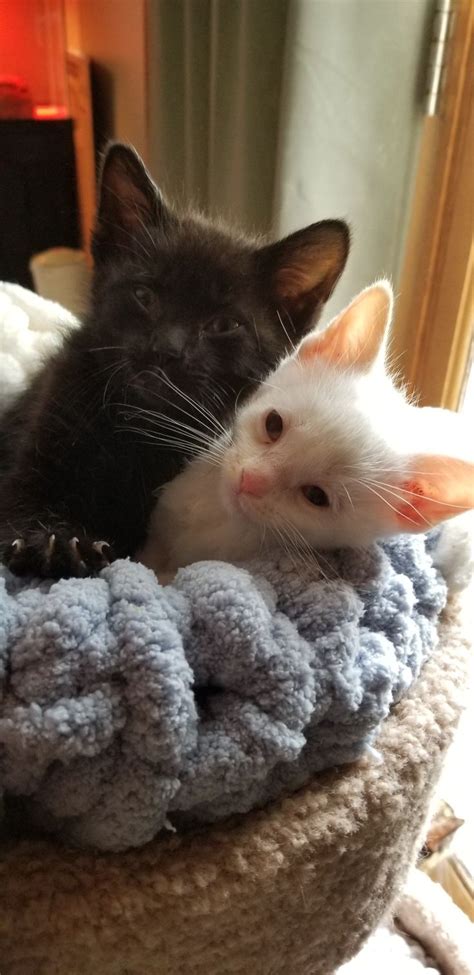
[0,532,450,851]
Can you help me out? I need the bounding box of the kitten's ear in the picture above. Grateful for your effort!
[390,455,474,532]
[92,142,172,261]
[259,220,350,336]
[298,281,393,371]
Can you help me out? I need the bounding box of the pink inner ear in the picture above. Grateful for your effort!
[297,283,392,371]
[395,479,433,529]
[299,328,345,366]
[395,457,474,530]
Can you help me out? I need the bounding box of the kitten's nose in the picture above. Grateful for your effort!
[152,325,186,358]
[238,469,269,497]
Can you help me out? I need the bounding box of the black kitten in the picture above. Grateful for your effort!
[0,143,349,578]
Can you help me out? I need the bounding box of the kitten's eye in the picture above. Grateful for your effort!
[133,285,154,309]
[265,410,283,442]
[302,485,330,507]
[205,318,242,337]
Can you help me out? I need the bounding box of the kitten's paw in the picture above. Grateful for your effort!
[3,529,115,579]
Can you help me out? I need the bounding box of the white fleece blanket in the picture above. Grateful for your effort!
[0,282,79,407]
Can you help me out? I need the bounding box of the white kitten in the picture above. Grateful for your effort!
[140,282,474,582]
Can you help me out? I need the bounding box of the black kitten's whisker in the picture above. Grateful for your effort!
[125,381,218,437]
[116,401,230,453]
[102,361,128,409]
[129,373,224,439]
[276,308,297,354]
[53,358,124,410]
[88,346,124,352]
[283,307,298,338]
[234,386,246,415]
[251,316,261,352]
[153,369,228,437]
[116,400,212,435]
[257,378,283,393]
[116,427,204,454]
[117,421,208,447]
[201,382,231,412]
[154,370,225,432]
[116,418,226,464]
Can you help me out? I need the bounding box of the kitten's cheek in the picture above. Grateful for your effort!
[219,465,242,514]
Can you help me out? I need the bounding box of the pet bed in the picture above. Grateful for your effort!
[0,596,470,975]
[0,283,472,974]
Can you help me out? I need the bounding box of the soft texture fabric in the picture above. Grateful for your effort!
[394,868,474,975]
[339,923,441,975]
[0,282,78,407]
[0,596,470,975]
[0,280,466,854]
[0,533,448,851]
[340,867,474,975]
[340,867,473,975]
[0,284,472,974]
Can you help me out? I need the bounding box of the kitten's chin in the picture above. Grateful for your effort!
[235,496,263,524]
[227,488,264,526]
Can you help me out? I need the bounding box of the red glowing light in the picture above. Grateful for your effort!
[34,104,68,120]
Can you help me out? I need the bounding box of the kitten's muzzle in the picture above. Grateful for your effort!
[152,325,187,359]
[238,469,269,498]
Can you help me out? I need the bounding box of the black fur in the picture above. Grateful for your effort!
[0,143,349,578]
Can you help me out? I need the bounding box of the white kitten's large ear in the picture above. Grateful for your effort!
[389,455,474,532]
[298,281,393,371]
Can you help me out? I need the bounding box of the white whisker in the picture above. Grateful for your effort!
[355,479,425,528]
[366,477,466,510]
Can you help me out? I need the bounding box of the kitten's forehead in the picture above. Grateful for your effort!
[151,219,257,306]
[102,212,258,312]
[248,354,358,416]
[237,356,382,476]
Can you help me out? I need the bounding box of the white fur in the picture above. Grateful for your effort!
[140,282,474,582]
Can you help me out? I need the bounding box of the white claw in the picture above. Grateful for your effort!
[12,538,25,552]
[93,541,110,560]
[46,534,56,557]
[69,538,86,572]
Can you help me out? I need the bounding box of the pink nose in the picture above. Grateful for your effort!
[238,469,269,497]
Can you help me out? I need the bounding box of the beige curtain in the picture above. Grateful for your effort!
[273,0,432,320]
[146,0,289,234]
[147,0,431,310]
